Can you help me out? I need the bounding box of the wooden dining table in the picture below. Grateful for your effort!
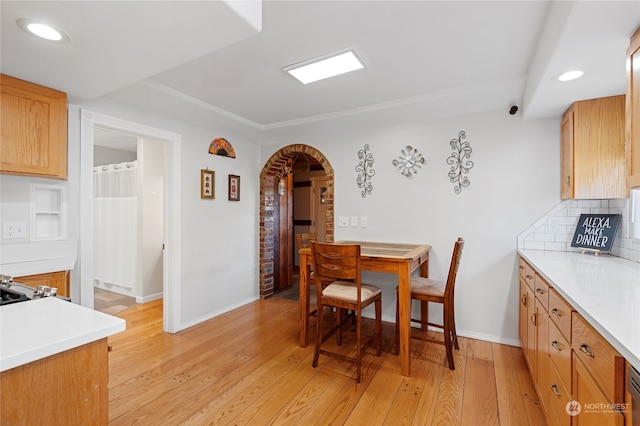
[298,240,431,376]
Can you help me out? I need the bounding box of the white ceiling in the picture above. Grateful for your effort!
[2,1,639,147]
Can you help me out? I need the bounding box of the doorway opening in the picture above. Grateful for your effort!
[259,144,334,298]
[92,127,165,315]
[79,110,182,333]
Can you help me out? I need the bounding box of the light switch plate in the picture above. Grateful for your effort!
[338,216,349,227]
[360,216,368,227]
[351,216,358,227]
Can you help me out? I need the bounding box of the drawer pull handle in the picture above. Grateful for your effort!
[551,308,561,316]
[521,295,527,306]
[551,384,561,396]
[551,341,562,351]
[519,265,524,270]
[536,288,543,294]
[579,343,595,358]
[530,313,537,326]
[526,275,534,280]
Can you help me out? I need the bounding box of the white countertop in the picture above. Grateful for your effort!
[518,249,640,371]
[0,297,126,372]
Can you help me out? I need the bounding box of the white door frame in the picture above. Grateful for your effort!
[79,110,182,333]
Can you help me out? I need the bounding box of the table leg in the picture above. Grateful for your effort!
[420,253,429,331]
[299,252,310,347]
[398,263,411,376]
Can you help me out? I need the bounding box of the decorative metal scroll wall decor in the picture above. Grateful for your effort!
[446,130,474,194]
[355,144,375,197]
[392,145,425,177]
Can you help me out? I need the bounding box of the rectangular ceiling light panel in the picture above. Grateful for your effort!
[284,49,364,84]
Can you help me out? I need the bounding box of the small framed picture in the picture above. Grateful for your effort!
[228,174,240,201]
[201,169,215,199]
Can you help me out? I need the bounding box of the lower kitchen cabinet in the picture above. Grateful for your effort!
[518,256,631,426]
[1,338,109,425]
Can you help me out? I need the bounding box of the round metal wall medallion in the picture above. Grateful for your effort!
[392,145,424,177]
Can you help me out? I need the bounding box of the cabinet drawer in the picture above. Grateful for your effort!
[548,289,572,341]
[519,258,535,290]
[548,359,571,426]
[571,312,625,403]
[549,320,571,390]
[534,274,549,311]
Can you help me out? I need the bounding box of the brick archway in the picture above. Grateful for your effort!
[259,144,334,298]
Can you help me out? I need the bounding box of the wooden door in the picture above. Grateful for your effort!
[275,172,293,291]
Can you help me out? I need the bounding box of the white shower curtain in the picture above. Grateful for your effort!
[94,161,138,291]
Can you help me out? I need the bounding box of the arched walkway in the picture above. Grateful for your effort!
[259,144,334,298]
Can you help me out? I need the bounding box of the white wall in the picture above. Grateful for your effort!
[140,139,164,301]
[78,98,261,329]
[262,109,561,345]
[93,145,137,166]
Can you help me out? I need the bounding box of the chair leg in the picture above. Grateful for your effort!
[451,304,459,350]
[394,291,400,355]
[443,306,455,370]
[313,302,324,368]
[356,311,362,383]
[336,308,343,346]
[375,299,382,356]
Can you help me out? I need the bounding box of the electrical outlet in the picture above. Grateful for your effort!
[360,216,368,227]
[351,216,358,227]
[3,222,26,239]
[338,216,349,227]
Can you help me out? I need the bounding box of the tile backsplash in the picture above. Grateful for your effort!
[518,199,640,263]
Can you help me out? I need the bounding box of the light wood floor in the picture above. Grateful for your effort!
[107,298,546,425]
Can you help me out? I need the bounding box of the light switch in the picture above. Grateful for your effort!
[360,217,368,227]
[338,216,349,227]
[351,216,358,227]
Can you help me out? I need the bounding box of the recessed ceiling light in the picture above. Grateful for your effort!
[283,49,364,84]
[557,70,584,82]
[17,19,69,42]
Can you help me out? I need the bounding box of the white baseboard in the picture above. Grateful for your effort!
[136,292,163,304]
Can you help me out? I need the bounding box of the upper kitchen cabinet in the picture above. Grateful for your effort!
[627,27,640,189]
[561,95,626,200]
[0,74,68,180]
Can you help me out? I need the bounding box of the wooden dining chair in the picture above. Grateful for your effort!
[395,237,464,370]
[296,232,317,254]
[311,242,382,383]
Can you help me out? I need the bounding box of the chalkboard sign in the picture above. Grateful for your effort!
[570,214,621,253]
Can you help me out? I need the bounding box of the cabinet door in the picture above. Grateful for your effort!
[0,74,67,179]
[561,107,574,199]
[535,299,549,416]
[525,285,536,379]
[519,279,528,350]
[561,96,626,199]
[573,354,624,426]
[628,26,640,188]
